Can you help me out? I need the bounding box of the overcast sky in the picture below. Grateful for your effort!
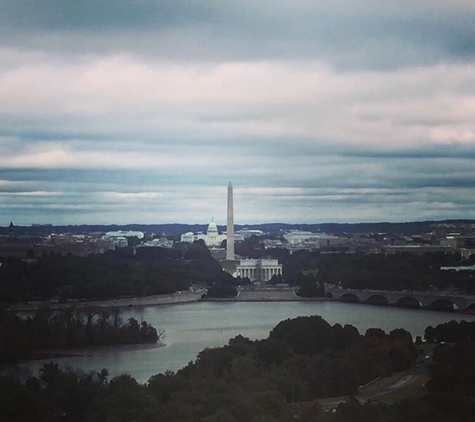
[1,0,474,226]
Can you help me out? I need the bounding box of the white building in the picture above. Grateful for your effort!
[235,258,283,282]
[283,231,340,248]
[140,237,174,248]
[284,231,322,245]
[111,236,128,248]
[180,232,196,243]
[180,220,227,247]
[104,230,144,248]
[105,230,144,239]
[237,228,264,239]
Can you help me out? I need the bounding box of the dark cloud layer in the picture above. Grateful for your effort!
[0,0,474,224]
[1,1,474,69]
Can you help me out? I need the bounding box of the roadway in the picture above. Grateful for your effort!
[318,355,432,410]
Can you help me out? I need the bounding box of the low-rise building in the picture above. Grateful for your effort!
[140,237,174,248]
[237,228,264,239]
[382,245,455,255]
[105,230,144,239]
[235,258,283,282]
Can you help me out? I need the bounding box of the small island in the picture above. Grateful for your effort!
[0,306,161,364]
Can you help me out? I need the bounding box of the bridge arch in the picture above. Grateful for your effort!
[325,292,333,299]
[365,295,389,306]
[395,296,421,309]
[339,293,361,303]
[428,299,458,312]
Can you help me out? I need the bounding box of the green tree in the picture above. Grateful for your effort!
[270,316,335,355]
[253,391,288,419]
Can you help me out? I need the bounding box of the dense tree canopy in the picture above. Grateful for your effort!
[424,320,475,343]
[0,306,159,363]
[264,250,475,294]
[0,242,238,302]
[0,316,473,421]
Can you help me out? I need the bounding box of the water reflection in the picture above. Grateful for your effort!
[6,301,475,383]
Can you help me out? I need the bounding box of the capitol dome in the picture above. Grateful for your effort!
[207,220,218,234]
[180,218,226,247]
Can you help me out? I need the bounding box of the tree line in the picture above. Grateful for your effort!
[6,315,473,421]
[4,219,474,237]
[313,252,474,293]
[261,250,474,295]
[424,320,475,344]
[232,242,474,295]
[0,306,159,363]
[2,242,472,303]
[326,322,474,422]
[0,241,238,302]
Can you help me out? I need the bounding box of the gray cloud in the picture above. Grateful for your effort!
[1,1,474,69]
[1,145,474,224]
[0,1,474,224]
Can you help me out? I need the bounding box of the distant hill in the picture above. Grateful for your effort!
[1,220,474,236]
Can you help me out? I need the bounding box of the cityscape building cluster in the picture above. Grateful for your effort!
[1,219,474,262]
[1,183,474,283]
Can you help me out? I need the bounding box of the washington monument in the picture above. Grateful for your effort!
[226,181,235,260]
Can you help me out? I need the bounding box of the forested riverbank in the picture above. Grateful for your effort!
[1,316,473,421]
[2,248,473,305]
[0,306,160,364]
[0,243,229,303]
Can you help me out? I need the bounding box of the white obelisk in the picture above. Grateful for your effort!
[226,181,235,260]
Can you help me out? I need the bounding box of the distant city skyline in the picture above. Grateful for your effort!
[1,1,474,225]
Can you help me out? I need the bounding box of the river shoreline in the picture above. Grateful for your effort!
[26,341,166,360]
[4,301,474,383]
[5,288,473,313]
[6,291,203,311]
[6,289,315,311]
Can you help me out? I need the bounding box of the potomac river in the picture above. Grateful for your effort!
[8,301,475,383]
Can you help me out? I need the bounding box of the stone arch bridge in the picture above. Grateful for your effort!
[325,287,475,311]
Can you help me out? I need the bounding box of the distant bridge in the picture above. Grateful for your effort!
[324,287,475,311]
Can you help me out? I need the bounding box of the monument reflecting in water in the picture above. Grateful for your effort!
[226,181,235,260]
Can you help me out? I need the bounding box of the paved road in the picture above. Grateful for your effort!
[318,359,430,411]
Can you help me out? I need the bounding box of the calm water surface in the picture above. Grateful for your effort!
[10,301,475,383]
